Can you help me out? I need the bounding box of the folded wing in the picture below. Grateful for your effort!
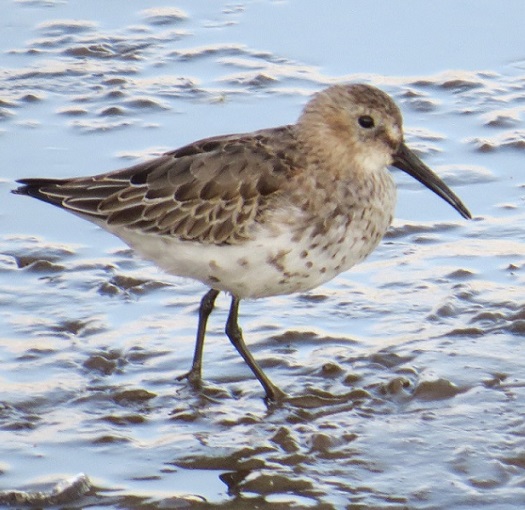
[14,126,298,245]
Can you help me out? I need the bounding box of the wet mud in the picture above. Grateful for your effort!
[1,1,525,508]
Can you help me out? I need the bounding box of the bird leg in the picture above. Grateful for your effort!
[177,288,219,384]
[225,296,285,401]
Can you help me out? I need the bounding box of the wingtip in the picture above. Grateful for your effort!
[12,179,36,196]
[12,182,29,196]
[11,178,61,198]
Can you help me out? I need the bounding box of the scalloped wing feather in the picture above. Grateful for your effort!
[14,126,299,245]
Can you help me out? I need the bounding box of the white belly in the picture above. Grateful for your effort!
[106,190,396,299]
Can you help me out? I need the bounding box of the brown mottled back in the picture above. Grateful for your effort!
[15,126,301,245]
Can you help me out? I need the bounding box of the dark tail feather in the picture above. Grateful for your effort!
[12,178,68,206]
[12,177,120,222]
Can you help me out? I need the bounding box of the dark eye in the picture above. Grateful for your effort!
[358,115,375,129]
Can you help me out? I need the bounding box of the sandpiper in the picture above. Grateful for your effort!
[14,84,471,401]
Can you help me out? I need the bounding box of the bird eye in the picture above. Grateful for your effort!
[358,115,375,129]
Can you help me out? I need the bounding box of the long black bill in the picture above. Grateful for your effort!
[393,142,471,220]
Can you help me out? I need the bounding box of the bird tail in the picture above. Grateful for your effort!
[13,178,69,207]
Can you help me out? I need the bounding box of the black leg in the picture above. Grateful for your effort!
[225,296,285,401]
[177,288,219,383]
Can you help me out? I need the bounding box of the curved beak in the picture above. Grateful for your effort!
[393,142,471,220]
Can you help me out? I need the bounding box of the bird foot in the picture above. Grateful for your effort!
[263,385,287,404]
[176,367,202,386]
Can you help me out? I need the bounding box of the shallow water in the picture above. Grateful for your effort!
[1,1,525,509]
